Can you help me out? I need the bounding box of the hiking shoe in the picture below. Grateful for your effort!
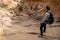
[38,35,43,38]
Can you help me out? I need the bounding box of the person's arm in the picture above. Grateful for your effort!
[41,12,49,23]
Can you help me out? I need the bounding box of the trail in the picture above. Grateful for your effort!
[2,20,60,40]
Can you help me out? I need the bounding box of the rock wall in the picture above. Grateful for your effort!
[0,8,14,39]
[16,0,60,22]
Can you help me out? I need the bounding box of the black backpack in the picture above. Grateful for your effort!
[45,12,54,24]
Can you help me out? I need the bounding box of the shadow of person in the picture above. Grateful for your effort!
[43,35,59,40]
[50,25,60,28]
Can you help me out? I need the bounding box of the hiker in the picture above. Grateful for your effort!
[39,6,54,37]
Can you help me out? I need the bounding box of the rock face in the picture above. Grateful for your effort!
[0,0,19,8]
[16,0,60,22]
[0,8,14,39]
[0,0,60,17]
[0,8,13,26]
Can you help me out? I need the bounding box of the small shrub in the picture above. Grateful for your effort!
[10,8,16,12]
[0,4,7,8]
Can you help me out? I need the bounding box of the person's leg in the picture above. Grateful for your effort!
[43,23,46,32]
[40,23,44,36]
